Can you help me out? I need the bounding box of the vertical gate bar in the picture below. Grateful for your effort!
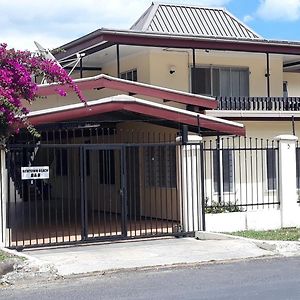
[184,142,189,232]
[272,140,275,207]
[149,135,153,235]
[227,138,231,207]
[46,137,51,244]
[250,137,254,207]
[159,135,163,234]
[80,147,85,240]
[216,136,222,204]
[200,140,206,231]
[195,141,200,231]
[261,139,265,209]
[209,140,213,204]
[96,149,100,237]
[238,137,242,210]
[26,150,32,246]
[154,134,158,235]
[255,138,259,209]
[133,145,137,237]
[142,142,147,235]
[232,137,237,206]
[166,144,172,233]
[34,167,38,245]
[74,145,78,241]
[128,146,132,236]
[54,147,58,243]
[266,139,270,207]
[13,151,18,247]
[122,147,128,237]
[108,149,112,236]
[244,137,248,209]
[59,131,65,243]
[179,143,184,234]
[102,148,106,236]
[114,148,118,236]
[67,147,71,241]
[7,151,11,247]
[41,155,45,245]
[20,151,25,247]
[66,132,71,241]
[190,144,195,232]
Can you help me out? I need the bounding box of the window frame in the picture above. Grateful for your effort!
[213,147,235,194]
[120,68,138,82]
[190,64,249,97]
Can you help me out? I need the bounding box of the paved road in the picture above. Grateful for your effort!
[1,257,300,300]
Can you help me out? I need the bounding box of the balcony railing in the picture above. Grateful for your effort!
[216,97,300,111]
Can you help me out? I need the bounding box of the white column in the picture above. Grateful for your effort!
[176,135,202,232]
[0,149,7,246]
[275,135,298,228]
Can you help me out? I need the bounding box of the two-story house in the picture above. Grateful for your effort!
[4,2,300,249]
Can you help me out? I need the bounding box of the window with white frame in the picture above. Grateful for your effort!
[191,66,249,97]
[266,148,277,190]
[144,145,176,188]
[213,149,234,193]
[120,69,137,81]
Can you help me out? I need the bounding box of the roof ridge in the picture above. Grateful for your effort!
[130,2,261,40]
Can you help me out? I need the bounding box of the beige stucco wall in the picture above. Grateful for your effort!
[283,72,300,97]
[148,49,283,97]
[241,120,299,139]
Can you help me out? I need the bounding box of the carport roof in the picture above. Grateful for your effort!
[28,94,245,136]
[37,74,217,109]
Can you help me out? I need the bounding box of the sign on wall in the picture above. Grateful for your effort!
[21,166,49,180]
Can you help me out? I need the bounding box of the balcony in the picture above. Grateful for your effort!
[216,97,300,111]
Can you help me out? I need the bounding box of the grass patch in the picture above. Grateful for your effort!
[230,228,300,241]
[0,250,12,262]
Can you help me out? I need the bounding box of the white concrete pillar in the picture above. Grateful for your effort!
[275,135,298,228]
[176,135,202,232]
[0,149,7,246]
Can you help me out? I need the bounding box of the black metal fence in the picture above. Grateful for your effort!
[4,126,281,249]
[203,136,280,212]
[217,96,300,111]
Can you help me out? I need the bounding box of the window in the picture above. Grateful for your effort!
[213,149,234,193]
[191,66,249,97]
[99,150,115,184]
[145,145,176,188]
[120,69,137,81]
[266,149,277,190]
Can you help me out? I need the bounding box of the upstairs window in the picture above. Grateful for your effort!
[120,69,137,82]
[191,66,249,97]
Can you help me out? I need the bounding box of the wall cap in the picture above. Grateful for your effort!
[176,135,202,144]
[274,135,298,142]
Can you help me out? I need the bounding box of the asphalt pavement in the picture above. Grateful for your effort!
[1,256,300,299]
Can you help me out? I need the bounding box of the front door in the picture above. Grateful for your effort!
[83,145,126,240]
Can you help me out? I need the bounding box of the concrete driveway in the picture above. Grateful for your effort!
[23,237,274,276]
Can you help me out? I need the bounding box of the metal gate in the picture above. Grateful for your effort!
[5,141,189,249]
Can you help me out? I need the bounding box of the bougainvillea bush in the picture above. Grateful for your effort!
[0,43,84,146]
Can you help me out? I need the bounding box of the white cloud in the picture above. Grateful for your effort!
[243,15,254,23]
[0,0,231,50]
[257,0,300,21]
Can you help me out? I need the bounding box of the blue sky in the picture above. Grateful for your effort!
[1,0,300,50]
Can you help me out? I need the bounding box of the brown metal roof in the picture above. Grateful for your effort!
[130,3,261,40]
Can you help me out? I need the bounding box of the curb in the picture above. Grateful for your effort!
[195,231,300,254]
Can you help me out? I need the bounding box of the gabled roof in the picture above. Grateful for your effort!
[130,2,261,40]
[37,74,217,109]
[28,95,245,136]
